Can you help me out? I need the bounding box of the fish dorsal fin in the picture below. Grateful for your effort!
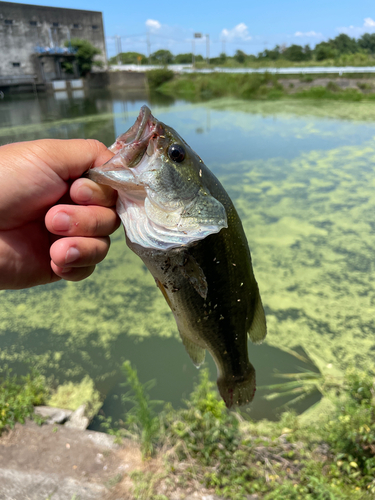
[248,290,267,344]
[179,333,206,367]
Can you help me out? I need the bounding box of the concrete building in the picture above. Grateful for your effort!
[0,1,106,87]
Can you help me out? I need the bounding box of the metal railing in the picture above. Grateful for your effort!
[109,64,375,75]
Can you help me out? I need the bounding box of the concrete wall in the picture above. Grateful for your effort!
[0,2,106,81]
[86,71,148,89]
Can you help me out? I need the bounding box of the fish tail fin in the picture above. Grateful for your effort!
[216,365,256,408]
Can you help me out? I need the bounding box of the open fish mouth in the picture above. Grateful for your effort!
[109,105,163,157]
[94,106,165,173]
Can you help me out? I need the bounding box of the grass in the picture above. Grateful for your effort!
[149,70,375,102]
[105,361,375,499]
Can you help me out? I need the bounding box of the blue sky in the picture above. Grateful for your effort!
[9,0,375,58]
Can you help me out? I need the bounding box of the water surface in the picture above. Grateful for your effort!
[2,90,375,422]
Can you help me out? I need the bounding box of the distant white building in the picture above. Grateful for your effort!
[0,1,107,88]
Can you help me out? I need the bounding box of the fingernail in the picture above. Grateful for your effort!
[77,185,93,202]
[52,212,71,231]
[65,247,80,264]
[61,267,72,274]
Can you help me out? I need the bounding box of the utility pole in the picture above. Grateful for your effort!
[193,33,202,68]
[116,35,121,65]
[206,34,210,65]
[192,40,195,68]
[222,37,226,55]
[147,32,151,64]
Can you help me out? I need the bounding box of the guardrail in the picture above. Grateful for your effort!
[109,64,375,75]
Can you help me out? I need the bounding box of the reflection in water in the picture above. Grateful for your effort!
[1,91,375,420]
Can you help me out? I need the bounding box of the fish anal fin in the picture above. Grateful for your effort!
[180,333,206,367]
[248,290,267,344]
[179,254,208,299]
[155,278,173,310]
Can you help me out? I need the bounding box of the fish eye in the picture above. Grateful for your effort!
[168,144,185,163]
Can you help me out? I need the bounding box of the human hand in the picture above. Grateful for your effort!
[0,139,120,290]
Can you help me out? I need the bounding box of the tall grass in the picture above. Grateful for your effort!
[121,360,162,458]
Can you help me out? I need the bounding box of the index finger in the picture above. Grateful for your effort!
[70,178,118,207]
[26,138,114,181]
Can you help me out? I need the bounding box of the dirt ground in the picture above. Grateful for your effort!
[0,421,231,500]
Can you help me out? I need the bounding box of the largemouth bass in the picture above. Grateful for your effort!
[88,106,267,408]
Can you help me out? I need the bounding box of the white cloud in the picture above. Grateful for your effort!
[338,17,375,35]
[364,17,375,27]
[145,19,161,31]
[294,31,322,37]
[221,23,252,41]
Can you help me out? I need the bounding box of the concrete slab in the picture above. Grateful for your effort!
[0,468,107,500]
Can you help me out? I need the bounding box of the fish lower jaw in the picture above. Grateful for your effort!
[216,368,256,409]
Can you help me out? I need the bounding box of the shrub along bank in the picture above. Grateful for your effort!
[146,69,375,102]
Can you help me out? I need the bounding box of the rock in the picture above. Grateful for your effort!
[64,404,89,430]
[34,406,72,424]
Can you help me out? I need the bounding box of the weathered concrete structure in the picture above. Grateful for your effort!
[0,2,106,88]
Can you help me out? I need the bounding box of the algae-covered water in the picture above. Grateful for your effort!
[1,89,375,423]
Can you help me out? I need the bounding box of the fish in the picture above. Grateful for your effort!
[88,105,267,408]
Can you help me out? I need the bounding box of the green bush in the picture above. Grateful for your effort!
[147,69,174,90]
[0,370,47,434]
[324,368,375,493]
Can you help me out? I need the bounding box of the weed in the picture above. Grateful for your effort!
[121,361,163,458]
[0,369,47,434]
[299,74,314,83]
[105,473,123,488]
[147,69,174,89]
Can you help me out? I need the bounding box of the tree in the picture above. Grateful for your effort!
[358,33,375,54]
[108,51,147,65]
[283,44,312,62]
[150,50,174,65]
[330,34,358,55]
[234,49,247,63]
[258,46,281,61]
[314,41,336,61]
[64,38,101,76]
[175,53,193,64]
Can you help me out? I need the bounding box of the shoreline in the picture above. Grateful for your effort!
[150,70,375,102]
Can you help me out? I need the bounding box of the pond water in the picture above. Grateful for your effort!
[2,89,375,425]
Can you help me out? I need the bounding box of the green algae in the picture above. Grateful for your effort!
[204,97,375,122]
[2,97,375,412]
[48,375,102,418]
[223,140,375,370]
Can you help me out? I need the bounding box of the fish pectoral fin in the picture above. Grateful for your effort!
[179,333,206,367]
[248,289,267,344]
[179,254,208,299]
